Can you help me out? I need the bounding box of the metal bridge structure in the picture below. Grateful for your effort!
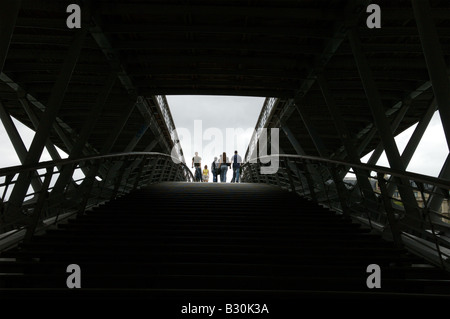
[0,0,450,301]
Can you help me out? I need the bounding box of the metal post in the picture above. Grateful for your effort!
[329,164,351,218]
[76,159,103,216]
[302,161,318,202]
[132,157,147,190]
[412,0,450,150]
[348,28,421,222]
[377,173,404,248]
[23,168,53,244]
[285,158,296,193]
[167,162,176,181]
[427,154,450,217]
[0,0,21,73]
[5,28,87,223]
[147,157,159,185]
[159,159,169,182]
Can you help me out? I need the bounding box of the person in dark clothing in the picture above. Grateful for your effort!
[230,150,242,183]
[219,152,230,182]
[191,152,202,182]
[211,157,219,182]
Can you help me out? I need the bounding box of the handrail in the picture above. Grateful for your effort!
[0,152,190,177]
[0,152,194,248]
[243,154,450,190]
[241,153,450,271]
[244,97,278,162]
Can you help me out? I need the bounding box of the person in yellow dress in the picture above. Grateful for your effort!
[202,165,210,182]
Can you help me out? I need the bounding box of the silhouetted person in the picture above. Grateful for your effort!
[211,157,219,182]
[219,152,230,182]
[230,150,242,183]
[202,165,210,182]
[192,152,202,182]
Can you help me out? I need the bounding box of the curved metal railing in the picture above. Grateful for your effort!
[241,154,450,271]
[0,152,194,248]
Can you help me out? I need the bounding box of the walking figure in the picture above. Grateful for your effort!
[192,152,202,182]
[230,150,242,183]
[219,152,230,183]
[211,157,219,182]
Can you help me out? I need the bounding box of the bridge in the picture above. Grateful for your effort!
[1,0,450,305]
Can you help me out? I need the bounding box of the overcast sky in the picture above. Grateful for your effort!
[361,111,448,177]
[0,98,448,183]
[167,95,265,182]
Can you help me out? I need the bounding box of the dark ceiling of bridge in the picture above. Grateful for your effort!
[0,0,448,159]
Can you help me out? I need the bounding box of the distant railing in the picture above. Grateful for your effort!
[0,152,194,247]
[245,97,278,162]
[155,95,185,164]
[241,154,450,271]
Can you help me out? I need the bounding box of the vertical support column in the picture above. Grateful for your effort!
[377,173,403,248]
[158,158,169,183]
[23,168,53,244]
[132,157,147,190]
[348,28,420,221]
[0,0,21,73]
[5,28,87,222]
[147,157,159,185]
[412,0,450,150]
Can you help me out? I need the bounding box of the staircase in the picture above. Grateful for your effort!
[1,182,450,301]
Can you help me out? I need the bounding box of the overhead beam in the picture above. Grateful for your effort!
[139,88,294,99]
[275,0,371,126]
[101,23,333,39]
[0,0,21,73]
[98,4,339,20]
[127,54,310,69]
